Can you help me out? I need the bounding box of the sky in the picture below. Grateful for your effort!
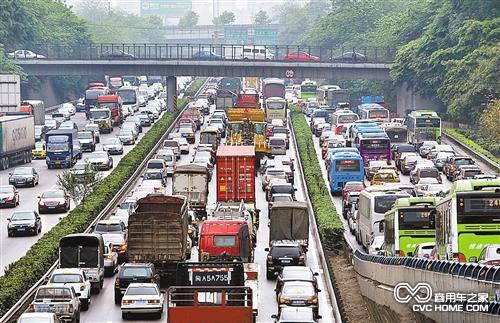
[65,0,308,25]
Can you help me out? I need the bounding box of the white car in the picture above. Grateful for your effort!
[413,242,436,258]
[121,283,164,319]
[8,49,45,59]
[61,102,76,115]
[102,137,124,155]
[111,197,137,227]
[103,242,118,276]
[368,236,385,255]
[155,149,176,176]
[17,313,61,323]
[173,137,190,154]
[48,268,91,310]
[84,123,100,143]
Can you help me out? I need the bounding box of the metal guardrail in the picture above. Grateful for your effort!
[289,115,344,323]
[442,131,500,174]
[9,43,394,64]
[0,78,210,323]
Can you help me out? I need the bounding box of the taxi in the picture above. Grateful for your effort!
[31,141,46,159]
[370,169,400,185]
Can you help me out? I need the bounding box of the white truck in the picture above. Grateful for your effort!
[0,115,35,170]
[172,164,209,218]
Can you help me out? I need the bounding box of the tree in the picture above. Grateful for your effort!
[480,99,500,142]
[57,168,102,204]
[213,11,235,26]
[253,10,271,25]
[178,10,198,28]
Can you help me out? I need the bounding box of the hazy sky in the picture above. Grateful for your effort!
[65,0,306,24]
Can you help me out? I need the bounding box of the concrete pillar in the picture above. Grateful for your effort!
[166,76,177,112]
[396,82,438,117]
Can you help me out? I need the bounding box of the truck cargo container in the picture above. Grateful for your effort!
[127,195,190,286]
[0,74,21,112]
[237,93,259,108]
[269,201,309,247]
[216,146,255,203]
[262,78,285,101]
[0,115,35,170]
[45,129,78,168]
[172,164,209,218]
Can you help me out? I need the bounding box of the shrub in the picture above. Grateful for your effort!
[444,128,500,165]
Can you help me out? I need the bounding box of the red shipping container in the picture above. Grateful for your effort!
[216,146,255,203]
[237,93,259,108]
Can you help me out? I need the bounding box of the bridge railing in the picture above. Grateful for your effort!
[15,43,394,63]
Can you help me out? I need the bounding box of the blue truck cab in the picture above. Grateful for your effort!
[45,129,78,168]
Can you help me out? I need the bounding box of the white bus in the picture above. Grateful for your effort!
[357,186,410,250]
[331,109,359,134]
[265,97,287,124]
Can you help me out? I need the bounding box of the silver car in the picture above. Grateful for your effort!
[103,138,124,155]
[86,151,113,170]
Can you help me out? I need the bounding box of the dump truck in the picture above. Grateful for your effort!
[0,115,35,170]
[269,201,310,248]
[172,164,209,218]
[127,195,190,286]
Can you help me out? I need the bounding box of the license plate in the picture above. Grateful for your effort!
[48,206,55,209]
[135,300,147,304]
[280,259,291,264]
[17,228,25,231]
[56,161,61,165]
[292,300,306,305]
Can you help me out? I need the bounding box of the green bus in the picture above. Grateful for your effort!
[435,178,500,262]
[300,80,317,100]
[406,110,441,145]
[316,84,350,109]
[383,197,438,257]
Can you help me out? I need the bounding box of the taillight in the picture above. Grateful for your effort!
[307,296,318,305]
[335,125,344,134]
[455,252,466,262]
[298,256,305,265]
[68,304,74,313]
[26,304,35,312]
[267,256,273,264]
[279,296,291,305]
[398,250,405,257]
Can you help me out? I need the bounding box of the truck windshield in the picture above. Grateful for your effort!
[47,136,69,152]
[90,110,110,119]
[78,132,93,139]
[267,101,285,110]
[118,90,137,104]
[35,288,72,300]
[214,236,236,247]
[50,274,83,283]
[99,102,118,109]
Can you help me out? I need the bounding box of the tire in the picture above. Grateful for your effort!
[122,312,128,320]
[81,299,89,311]
[114,293,122,305]
[266,271,274,280]
[156,310,163,319]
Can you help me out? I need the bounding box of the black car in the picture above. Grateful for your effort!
[101,49,136,60]
[275,266,319,300]
[331,51,367,62]
[265,241,306,280]
[192,50,223,60]
[392,144,417,168]
[7,211,42,236]
[9,167,39,188]
[114,263,160,304]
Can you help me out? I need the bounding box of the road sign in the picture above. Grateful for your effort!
[141,0,192,18]
[285,69,295,78]
[254,28,278,45]
[224,27,248,45]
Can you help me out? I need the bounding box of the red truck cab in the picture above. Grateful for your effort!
[199,218,254,263]
[97,94,123,126]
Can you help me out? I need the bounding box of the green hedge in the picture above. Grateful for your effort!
[444,128,500,165]
[0,80,202,316]
[290,108,344,250]
[184,77,207,97]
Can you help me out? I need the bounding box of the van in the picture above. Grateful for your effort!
[269,136,287,155]
[241,46,274,60]
[163,140,180,160]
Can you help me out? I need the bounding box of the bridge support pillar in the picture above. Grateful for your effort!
[396,82,439,117]
[166,76,177,112]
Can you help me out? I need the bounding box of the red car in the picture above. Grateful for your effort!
[38,190,70,213]
[283,51,320,61]
[341,181,365,200]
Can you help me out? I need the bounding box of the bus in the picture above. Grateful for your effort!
[383,197,438,257]
[328,152,364,193]
[262,78,285,101]
[358,103,390,122]
[300,80,317,100]
[331,109,359,134]
[357,187,411,250]
[435,178,500,262]
[356,133,391,165]
[316,85,350,109]
[264,97,287,123]
[381,123,407,145]
[406,110,441,145]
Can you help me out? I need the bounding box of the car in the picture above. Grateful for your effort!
[17,313,62,323]
[400,154,421,175]
[419,141,438,157]
[111,197,137,227]
[117,129,136,145]
[368,236,385,255]
[9,167,39,187]
[173,137,190,154]
[141,169,167,193]
[454,165,483,181]
[102,232,128,263]
[392,144,417,168]
[77,131,96,152]
[47,268,91,310]
[7,211,42,236]
[341,181,365,201]
[86,151,113,170]
[272,307,320,323]
[28,285,81,323]
[137,113,152,127]
[269,135,287,155]
[122,121,140,137]
[268,193,294,213]
[178,126,196,144]
[59,121,78,130]
[8,49,45,59]
[331,51,367,62]
[103,242,119,276]
[265,241,306,280]
[101,49,136,59]
[44,118,59,130]
[415,178,446,197]
[146,158,168,177]
[432,151,455,171]
[84,124,101,143]
[0,185,19,208]
[125,116,143,133]
[274,155,295,171]
[38,190,70,213]
[283,51,320,61]
[342,191,360,219]
[57,108,71,121]
[93,219,127,236]
[102,137,124,155]
[275,266,319,300]
[267,180,296,202]
[192,50,223,60]
[239,45,275,60]
[34,125,47,142]
[443,156,475,180]
[410,166,441,184]
[76,98,86,112]
[31,141,46,160]
[411,242,436,258]
[155,149,176,176]
[114,263,160,304]
[347,200,358,235]
[70,162,95,181]
[121,283,164,320]
[207,118,226,137]
[477,244,500,266]
[276,281,320,318]
[262,167,288,191]
[370,169,400,185]
[73,140,83,160]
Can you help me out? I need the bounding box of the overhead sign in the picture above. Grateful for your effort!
[141,0,192,18]
[254,28,279,45]
[285,69,295,78]
[224,27,248,45]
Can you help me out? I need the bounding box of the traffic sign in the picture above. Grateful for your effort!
[285,69,295,78]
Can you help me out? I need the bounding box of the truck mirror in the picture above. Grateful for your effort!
[469,256,477,263]
[313,272,319,276]
[264,248,269,252]
[407,252,414,257]
[271,315,277,319]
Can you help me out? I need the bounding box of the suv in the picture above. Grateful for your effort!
[443,156,475,181]
[114,263,159,304]
[265,241,306,280]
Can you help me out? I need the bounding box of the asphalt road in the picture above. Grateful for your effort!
[79,103,336,322]
[0,99,165,276]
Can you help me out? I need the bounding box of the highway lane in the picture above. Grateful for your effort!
[80,103,336,322]
[0,99,164,275]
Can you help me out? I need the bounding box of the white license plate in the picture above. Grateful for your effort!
[48,206,56,209]
[280,259,291,264]
[17,228,25,231]
[292,300,306,305]
[135,300,147,304]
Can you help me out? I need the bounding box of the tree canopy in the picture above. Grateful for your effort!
[253,10,271,25]
[178,10,199,28]
[213,11,236,26]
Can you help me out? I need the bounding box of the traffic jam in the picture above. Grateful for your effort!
[16,77,334,323]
